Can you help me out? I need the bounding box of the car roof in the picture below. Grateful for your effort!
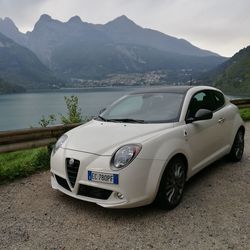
[131,86,193,94]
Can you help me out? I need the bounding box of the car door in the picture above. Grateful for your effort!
[209,90,232,151]
[185,90,225,172]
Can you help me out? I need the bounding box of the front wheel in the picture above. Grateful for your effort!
[229,129,244,162]
[156,157,186,210]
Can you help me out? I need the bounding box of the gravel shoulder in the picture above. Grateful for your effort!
[0,124,250,250]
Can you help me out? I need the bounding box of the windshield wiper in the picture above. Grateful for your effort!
[96,116,144,123]
[108,118,145,123]
[97,115,108,121]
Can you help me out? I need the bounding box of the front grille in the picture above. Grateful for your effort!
[55,175,71,191]
[78,184,112,200]
[66,158,80,188]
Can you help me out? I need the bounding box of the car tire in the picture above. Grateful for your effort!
[156,157,186,210]
[229,129,244,162]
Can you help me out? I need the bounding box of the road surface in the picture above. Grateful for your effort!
[0,124,250,250]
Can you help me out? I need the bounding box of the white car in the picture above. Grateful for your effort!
[50,86,244,209]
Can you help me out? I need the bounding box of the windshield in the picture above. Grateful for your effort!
[98,92,184,123]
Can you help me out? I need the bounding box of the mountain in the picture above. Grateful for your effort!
[0,17,27,46]
[0,32,56,88]
[26,14,111,67]
[0,14,226,82]
[26,15,225,80]
[0,78,25,94]
[50,43,226,80]
[101,15,219,57]
[203,46,250,94]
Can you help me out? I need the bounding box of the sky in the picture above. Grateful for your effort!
[0,0,249,57]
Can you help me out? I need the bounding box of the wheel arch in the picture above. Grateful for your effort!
[153,152,189,201]
[228,124,245,162]
[153,152,188,208]
[230,125,245,147]
[168,153,188,173]
[238,125,245,135]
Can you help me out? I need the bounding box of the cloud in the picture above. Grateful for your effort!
[0,0,249,56]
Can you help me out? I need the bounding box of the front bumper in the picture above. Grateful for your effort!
[50,148,164,208]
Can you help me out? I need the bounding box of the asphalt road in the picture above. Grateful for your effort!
[0,124,250,250]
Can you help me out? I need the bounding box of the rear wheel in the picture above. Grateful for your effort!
[156,157,186,210]
[229,129,244,162]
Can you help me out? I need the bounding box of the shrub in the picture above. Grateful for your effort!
[60,96,83,124]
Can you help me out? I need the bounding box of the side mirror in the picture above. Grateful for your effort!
[186,109,213,123]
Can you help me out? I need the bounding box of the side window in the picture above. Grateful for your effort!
[186,91,214,118]
[211,90,225,110]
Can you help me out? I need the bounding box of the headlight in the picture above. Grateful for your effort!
[53,134,68,154]
[111,144,142,170]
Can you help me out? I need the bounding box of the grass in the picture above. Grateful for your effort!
[0,147,50,184]
[239,108,250,121]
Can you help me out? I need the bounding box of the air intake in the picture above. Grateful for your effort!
[55,175,71,191]
[66,158,80,188]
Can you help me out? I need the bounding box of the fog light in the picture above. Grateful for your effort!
[117,192,124,199]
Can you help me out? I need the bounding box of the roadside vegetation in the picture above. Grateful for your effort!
[0,148,50,184]
[239,108,250,121]
[0,95,84,184]
[39,95,85,127]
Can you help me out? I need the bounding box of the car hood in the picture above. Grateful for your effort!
[63,120,174,155]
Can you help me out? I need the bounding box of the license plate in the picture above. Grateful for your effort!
[88,171,119,185]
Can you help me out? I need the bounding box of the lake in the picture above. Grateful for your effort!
[0,87,140,131]
[0,87,247,131]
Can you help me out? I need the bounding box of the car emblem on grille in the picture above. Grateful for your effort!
[69,158,75,165]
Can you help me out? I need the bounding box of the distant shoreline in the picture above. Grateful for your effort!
[25,85,146,93]
[1,85,250,99]
[21,86,250,99]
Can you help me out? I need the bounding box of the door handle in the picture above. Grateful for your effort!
[184,130,188,137]
[218,118,225,124]
[184,130,188,141]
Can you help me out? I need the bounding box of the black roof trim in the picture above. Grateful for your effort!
[130,86,193,94]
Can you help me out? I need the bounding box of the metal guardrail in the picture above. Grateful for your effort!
[0,99,249,154]
[231,99,250,108]
[0,123,81,153]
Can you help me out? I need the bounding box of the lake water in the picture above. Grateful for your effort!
[0,87,140,131]
[0,87,247,131]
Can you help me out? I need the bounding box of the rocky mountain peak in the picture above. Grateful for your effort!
[38,14,52,23]
[67,15,83,24]
[114,15,133,22]
[0,17,27,46]
[106,15,137,27]
[33,14,58,32]
[0,17,19,32]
